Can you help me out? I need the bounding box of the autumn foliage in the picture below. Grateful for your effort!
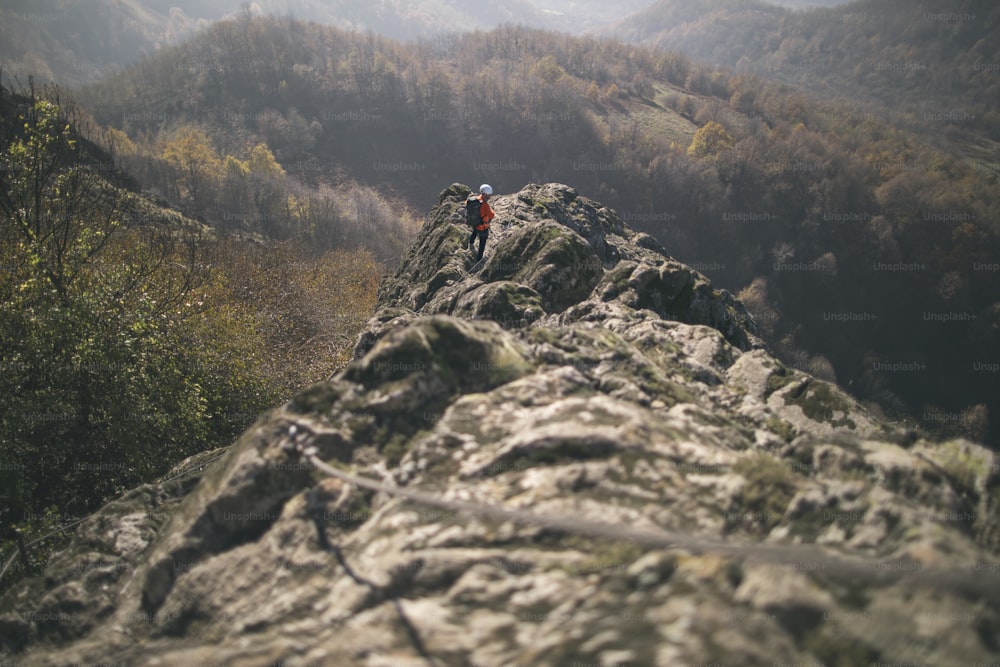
[0,86,383,546]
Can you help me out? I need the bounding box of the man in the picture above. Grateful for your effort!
[467,184,495,262]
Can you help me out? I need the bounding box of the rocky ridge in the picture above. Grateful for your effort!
[2,183,999,666]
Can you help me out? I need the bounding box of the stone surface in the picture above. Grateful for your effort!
[2,183,999,666]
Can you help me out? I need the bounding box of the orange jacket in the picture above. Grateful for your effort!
[475,196,495,231]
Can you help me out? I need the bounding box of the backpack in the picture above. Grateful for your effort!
[465,194,483,228]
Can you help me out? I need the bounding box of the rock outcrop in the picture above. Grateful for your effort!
[3,183,999,666]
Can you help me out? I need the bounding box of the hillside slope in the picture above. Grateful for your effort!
[2,183,998,666]
[610,0,1000,139]
[0,84,389,553]
[0,0,213,85]
[76,16,1000,447]
[0,0,648,85]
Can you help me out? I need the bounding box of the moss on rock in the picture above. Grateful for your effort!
[452,281,545,328]
[731,453,798,533]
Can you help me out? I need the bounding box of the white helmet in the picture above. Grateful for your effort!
[479,184,493,195]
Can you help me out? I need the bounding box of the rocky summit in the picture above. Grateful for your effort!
[2,183,999,666]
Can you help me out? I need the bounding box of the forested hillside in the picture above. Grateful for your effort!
[0,83,383,559]
[0,0,859,89]
[0,0,209,85]
[611,0,1000,142]
[76,15,1000,447]
[0,0,648,86]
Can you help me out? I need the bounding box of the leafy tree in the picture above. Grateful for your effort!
[531,55,566,84]
[687,120,734,158]
[0,89,275,536]
[162,127,222,211]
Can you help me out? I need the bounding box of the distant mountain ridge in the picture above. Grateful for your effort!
[0,0,653,85]
[0,0,852,87]
[608,0,1000,137]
